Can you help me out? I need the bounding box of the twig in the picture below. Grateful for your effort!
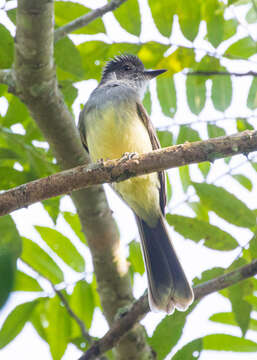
[0,130,257,217]
[187,70,257,77]
[79,259,257,360]
[54,0,128,43]
[52,284,93,344]
[158,114,257,130]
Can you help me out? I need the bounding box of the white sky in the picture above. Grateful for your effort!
[0,0,257,359]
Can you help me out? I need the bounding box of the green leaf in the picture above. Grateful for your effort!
[207,124,226,138]
[186,76,206,115]
[236,118,254,131]
[157,130,173,148]
[225,37,257,59]
[198,162,211,178]
[211,76,232,111]
[30,298,48,341]
[148,0,175,37]
[0,24,14,68]
[210,312,257,331]
[142,89,151,114]
[21,237,64,284]
[188,202,209,222]
[246,5,257,23]
[112,0,141,36]
[179,165,191,192]
[166,214,238,250]
[3,96,30,127]
[0,300,38,348]
[228,283,252,336]
[0,166,27,190]
[177,1,201,41]
[6,9,16,25]
[54,37,84,78]
[203,334,257,352]
[193,182,256,228]
[128,240,145,275]
[55,1,105,35]
[70,280,95,335]
[249,234,257,259]
[42,197,61,225]
[148,311,188,358]
[232,174,252,191]
[35,226,85,273]
[156,77,177,117]
[137,42,169,68]
[202,0,224,47]
[0,215,22,308]
[193,267,225,286]
[177,126,200,144]
[247,77,257,109]
[173,338,202,360]
[46,295,71,360]
[59,80,78,110]
[62,211,86,244]
[223,19,238,40]
[166,173,172,202]
[13,271,42,292]
[159,48,196,74]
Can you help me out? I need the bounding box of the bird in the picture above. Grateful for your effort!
[78,54,194,313]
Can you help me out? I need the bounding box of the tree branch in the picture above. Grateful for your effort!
[1,130,256,217]
[79,259,257,360]
[52,285,93,345]
[54,0,128,43]
[15,1,152,358]
[187,70,257,77]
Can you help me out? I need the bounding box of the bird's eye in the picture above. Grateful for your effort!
[123,65,131,71]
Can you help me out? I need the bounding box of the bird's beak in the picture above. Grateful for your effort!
[144,69,167,79]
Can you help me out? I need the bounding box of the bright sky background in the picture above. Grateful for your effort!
[0,0,257,359]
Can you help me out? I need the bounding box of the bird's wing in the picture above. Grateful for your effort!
[136,102,166,214]
[78,107,89,153]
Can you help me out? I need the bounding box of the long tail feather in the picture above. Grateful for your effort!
[136,215,193,314]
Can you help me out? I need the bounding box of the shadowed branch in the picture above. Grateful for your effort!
[0,130,257,217]
[79,259,257,360]
[54,0,128,43]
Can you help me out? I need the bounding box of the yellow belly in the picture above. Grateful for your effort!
[86,106,160,225]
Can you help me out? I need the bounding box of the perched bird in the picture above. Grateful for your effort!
[79,54,193,313]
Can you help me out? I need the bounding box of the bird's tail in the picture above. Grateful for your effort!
[136,214,194,314]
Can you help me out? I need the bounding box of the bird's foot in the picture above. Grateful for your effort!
[119,152,138,163]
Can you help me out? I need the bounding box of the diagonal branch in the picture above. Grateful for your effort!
[79,259,257,360]
[15,1,152,358]
[0,130,256,217]
[187,70,257,77]
[52,284,93,345]
[54,0,128,43]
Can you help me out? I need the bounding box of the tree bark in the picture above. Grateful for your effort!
[14,1,153,358]
[0,130,256,216]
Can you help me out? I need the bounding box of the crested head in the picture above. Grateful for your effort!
[99,54,167,97]
[102,54,145,78]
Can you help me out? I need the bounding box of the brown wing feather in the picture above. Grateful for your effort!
[78,107,89,152]
[136,102,166,214]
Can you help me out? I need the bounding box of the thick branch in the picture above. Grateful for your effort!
[15,1,152,358]
[187,70,257,77]
[80,259,257,360]
[54,0,128,43]
[1,130,256,217]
